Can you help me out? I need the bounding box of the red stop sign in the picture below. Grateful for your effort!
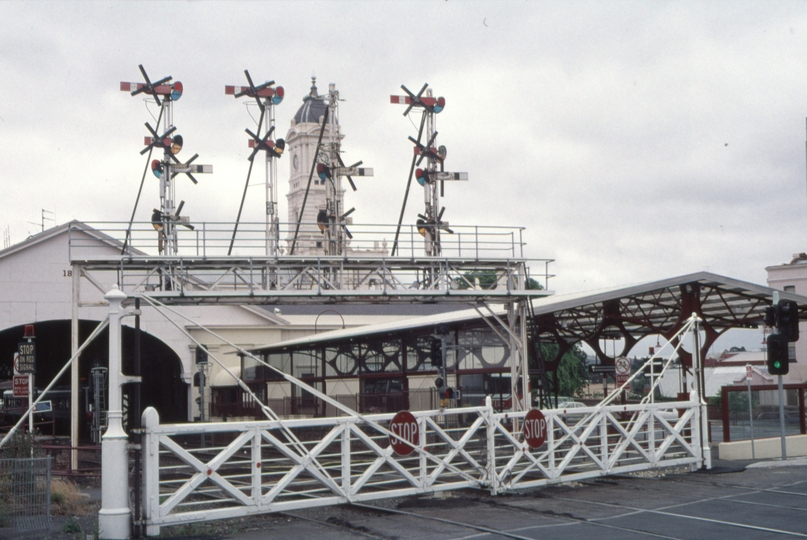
[389,411,419,456]
[523,409,547,449]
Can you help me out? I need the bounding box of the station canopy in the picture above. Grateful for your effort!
[250,272,807,369]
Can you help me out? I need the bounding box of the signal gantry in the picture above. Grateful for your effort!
[121,65,211,256]
[290,80,373,256]
[390,83,466,256]
[225,70,285,256]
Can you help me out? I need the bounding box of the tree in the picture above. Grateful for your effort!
[458,269,544,290]
[533,342,588,400]
[555,344,588,398]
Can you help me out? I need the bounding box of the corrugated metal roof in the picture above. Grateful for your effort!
[250,271,807,355]
[258,304,468,317]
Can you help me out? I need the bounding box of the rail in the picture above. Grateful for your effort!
[69,221,529,261]
[69,222,553,302]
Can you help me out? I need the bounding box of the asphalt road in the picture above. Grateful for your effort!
[6,455,807,539]
[163,456,807,540]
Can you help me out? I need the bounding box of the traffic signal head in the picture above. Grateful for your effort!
[443,387,454,400]
[430,338,443,367]
[767,333,789,375]
[776,300,800,342]
[764,306,775,327]
[195,346,209,365]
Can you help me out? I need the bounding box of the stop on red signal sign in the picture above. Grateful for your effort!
[523,409,548,449]
[389,411,419,456]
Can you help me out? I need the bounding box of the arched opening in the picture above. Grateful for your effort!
[0,320,186,440]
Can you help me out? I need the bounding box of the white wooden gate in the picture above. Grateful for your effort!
[141,395,706,536]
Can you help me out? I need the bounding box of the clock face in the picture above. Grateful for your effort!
[293,154,299,170]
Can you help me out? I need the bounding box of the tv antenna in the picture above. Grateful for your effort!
[289,80,373,256]
[28,209,54,233]
[120,64,211,256]
[226,70,285,256]
[390,84,466,256]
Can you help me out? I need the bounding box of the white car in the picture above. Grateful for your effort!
[556,401,588,424]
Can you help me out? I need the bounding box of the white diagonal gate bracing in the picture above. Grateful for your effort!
[141,396,705,535]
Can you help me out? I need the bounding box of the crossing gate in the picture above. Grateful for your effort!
[140,395,706,536]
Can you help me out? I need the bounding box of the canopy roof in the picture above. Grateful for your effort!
[250,272,805,368]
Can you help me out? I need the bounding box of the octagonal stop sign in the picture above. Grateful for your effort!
[389,411,419,456]
[523,409,547,449]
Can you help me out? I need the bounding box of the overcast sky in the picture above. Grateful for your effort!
[2,1,807,306]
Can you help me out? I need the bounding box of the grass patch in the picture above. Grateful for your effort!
[62,516,81,534]
[50,478,92,516]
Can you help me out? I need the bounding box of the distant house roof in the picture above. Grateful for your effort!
[712,349,766,366]
[0,220,147,261]
[659,366,753,398]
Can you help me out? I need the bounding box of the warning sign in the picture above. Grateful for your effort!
[16,342,35,374]
[13,375,28,397]
[523,409,548,449]
[389,411,419,456]
[615,356,631,387]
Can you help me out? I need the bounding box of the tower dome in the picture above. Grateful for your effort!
[292,77,336,125]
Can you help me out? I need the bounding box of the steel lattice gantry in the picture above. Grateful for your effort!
[68,221,553,421]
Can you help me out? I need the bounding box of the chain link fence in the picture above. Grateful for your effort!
[0,457,52,532]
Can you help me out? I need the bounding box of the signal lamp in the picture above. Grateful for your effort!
[434,377,444,389]
[444,387,454,399]
[273,86,284,105]
[151,159,163,179]
[776,299,800,342]
[274,138,285,155]
[316,210,328,232]
[151,209,163,231]
[317,163,330,183]
[171,134,183,155]
[434,97,445,113]
[416,168,426,186]
[417,219,428,237]
[767,333,789,375]
[171,81,183,101]
[430,338,442,367]
[764,306,775,327]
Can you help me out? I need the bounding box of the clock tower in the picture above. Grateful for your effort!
[285,78,344,255]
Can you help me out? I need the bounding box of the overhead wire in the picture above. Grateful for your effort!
[136,295,342,494]
[137,293,484,485]
[122,101,165,255]
[508,315,703,483]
